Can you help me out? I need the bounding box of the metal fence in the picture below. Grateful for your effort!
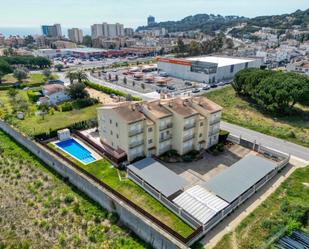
[127,169,203,229]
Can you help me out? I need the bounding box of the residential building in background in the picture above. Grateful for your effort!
[68,28,83,44]
[91,22,125,39]
[124,28,134,37]
[41,24,62,38]
[157,56,262,84]
[287,61,309,76]
[97,96,222,162]
[147,15,156,26]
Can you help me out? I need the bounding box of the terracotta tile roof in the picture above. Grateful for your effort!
[144,100,172,119]
[43,84,66,96]
[192,97,222,114]
[162,98,198,117]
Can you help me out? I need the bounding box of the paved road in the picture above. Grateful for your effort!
[221,121,309,162]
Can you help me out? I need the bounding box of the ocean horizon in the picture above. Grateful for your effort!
[0,27,91,37]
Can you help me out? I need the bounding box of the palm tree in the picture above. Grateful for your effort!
[65,71,77,84]
[75,70,88,83]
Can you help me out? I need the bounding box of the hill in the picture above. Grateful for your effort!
[137,8,309,34]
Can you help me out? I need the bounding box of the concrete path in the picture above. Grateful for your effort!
[221,121,309,162]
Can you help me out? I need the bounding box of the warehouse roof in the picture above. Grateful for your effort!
[187,56,255,67]
[202,155,276,203]
[128,158,188,197]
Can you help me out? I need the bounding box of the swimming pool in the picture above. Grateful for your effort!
[55,138,96,165]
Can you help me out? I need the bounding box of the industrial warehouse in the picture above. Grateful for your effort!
[157,56,262,83]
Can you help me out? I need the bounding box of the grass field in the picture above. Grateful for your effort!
[213,166,309,249]
[2,73,57,86]
[0,89,99,136]
[0,130,151,249]
[48,143,195,238]
[206,86,309,148]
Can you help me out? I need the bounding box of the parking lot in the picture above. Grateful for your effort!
[90,65,231,95]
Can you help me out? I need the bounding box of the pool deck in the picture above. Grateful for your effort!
[52,137,102,165]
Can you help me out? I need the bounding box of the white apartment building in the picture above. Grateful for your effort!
[91,22,124,39]
[68,28,83,44]
[97,96,222,162]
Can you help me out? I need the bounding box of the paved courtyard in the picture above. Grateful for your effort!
[164,144,259,188]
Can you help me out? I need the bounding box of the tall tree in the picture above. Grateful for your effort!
[0,60,13,84]
[66,82,89,100]
[13,68,28,84]
[75,70,88,83]
[65,71,77,84]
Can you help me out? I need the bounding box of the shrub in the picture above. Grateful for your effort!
[64,194,74,204]
[219,130,230,143]
[60,102,73,112]
[108,212,119,224]
[72,97,99,109]
[27,90,40,102]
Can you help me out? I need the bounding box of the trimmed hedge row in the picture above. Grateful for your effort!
[84,81,141,101]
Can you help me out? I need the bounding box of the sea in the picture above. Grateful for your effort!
[0,27,91,37]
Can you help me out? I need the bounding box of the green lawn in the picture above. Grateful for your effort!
[213,166,309,249]
[0,88,99,136]
[48,143,195,238]
[15,104,99,136]
[206,86,309,148]
[2,73,54,86]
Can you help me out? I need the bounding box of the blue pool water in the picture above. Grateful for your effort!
[56,139,96,164]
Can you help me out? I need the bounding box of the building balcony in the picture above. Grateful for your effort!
[208,129,220,137]
[209,119,220,126]
[129,128,144,137]
[159,145,172,155]
[159,123,173,131]
[184,122,196,131]
[159,134,173,143]
[183,134,195,142]
[129,140,144,149]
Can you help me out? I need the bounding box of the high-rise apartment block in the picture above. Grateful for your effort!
[68,28,83,44]
[91,22,124,39]
[41,24,62,38]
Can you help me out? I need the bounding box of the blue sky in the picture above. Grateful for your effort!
[0,0,308,28]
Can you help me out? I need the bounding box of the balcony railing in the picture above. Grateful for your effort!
[159,134,173,143]
[183,134,195,142]
[208,129,220,137]
[129,128,144,137]
[184,122,196,131]
[209,118,220,126]
[129,140,144,149]
[159,123,173,131]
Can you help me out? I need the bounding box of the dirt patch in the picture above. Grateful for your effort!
[86,87,116,105]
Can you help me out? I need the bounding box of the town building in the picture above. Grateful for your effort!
[68,28,83,44]
[42,24,62,38]
[157,56,262,84]
[147,15,156,26]
[287,61,309,76]
[97,96,222,162]
[124,28,134,37]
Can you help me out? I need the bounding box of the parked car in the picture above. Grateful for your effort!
[185,81,193,86]
[159,71,168,77]
[167,85,176,91]
[210,84,218,88]
[217,82,225,87]
[202,85,210,90]
[192,88,201,93]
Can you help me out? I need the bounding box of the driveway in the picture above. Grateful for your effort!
[221,122,309,162]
